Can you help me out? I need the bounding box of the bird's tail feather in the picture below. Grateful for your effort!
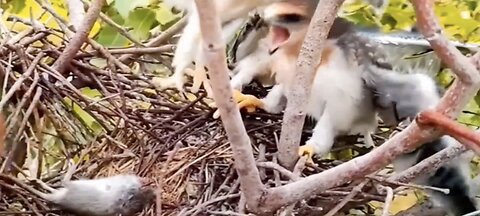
[417,138,478,216]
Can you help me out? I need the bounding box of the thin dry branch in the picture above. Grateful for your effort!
[193,0,265,212]
[277,0,346,169]
[390,144,467,183]
[324,179,369,216]
[379,185,393,216]
[51,0,105,74]
[118,17,187,64]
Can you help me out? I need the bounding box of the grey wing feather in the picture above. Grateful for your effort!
[356,29,480,75]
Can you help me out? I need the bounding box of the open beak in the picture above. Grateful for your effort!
[268,25,290,55]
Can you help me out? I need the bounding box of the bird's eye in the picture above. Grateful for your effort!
[277,14,304,24]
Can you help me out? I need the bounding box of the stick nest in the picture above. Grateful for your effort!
[0,14,404,216]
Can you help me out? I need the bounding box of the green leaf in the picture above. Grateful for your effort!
[125,8,156,41]
[436,69,454,88]
[474,91,480,109]
[113,0,150,19]
[3,0,26,13]
[62,88,105,136]
[155,3,181,25]
[95,9,130,47]
[383,7,415,30]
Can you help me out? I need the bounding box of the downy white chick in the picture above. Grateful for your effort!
[11,174,154,216]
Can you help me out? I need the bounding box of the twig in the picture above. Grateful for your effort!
[179,193,240,216]
[390,144,466,183]
[79,0,144,47]
[272,155,281,187]
[119,17,187,63]
[157,143,181,216]
[276,0,346,169]
[412,0,480,117]
[463,209,480,216]
[237,193,247,214]
[277,156,308,216]
[378,185,393,216]
[370,176,450,194]
[256,162,299,181]
[0,53,43,110]
[324,179,369,216]
[194,0,265,212]
[293,156,307,177]
[51,0,105,74]
[207,210,250,216]
[76,45,175,57]
[256,144,267,180]
[412,0,480,86]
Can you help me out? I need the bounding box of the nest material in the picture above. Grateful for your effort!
[0,11,421,216]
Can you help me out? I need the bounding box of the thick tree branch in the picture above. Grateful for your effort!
[52,0,105,75]
[193,0,265,212]
[262,124,429,211]
[412,0,480,117]
[277,0,346,169]
[413,0,479,84]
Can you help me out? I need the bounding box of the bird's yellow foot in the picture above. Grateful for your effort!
[211,90,264,119]
[232,89,264,112]
[298,144,315,165]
